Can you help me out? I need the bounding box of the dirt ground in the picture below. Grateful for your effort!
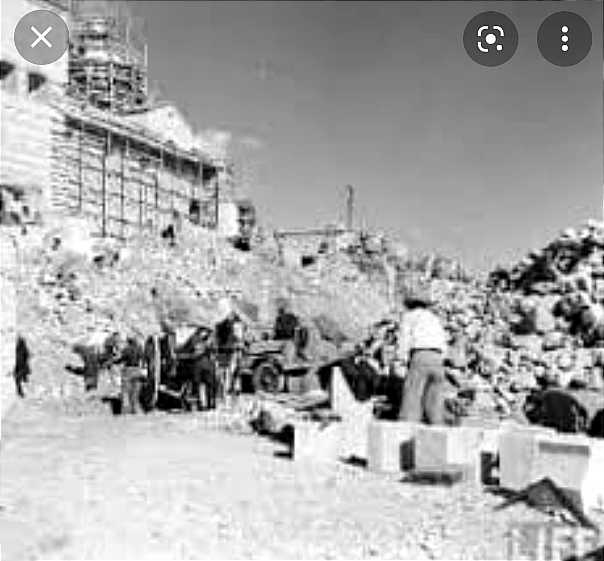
[1,400,603,561]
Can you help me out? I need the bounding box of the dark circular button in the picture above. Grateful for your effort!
[463,12,519,67]
[537,12,592,67]
[14,10,69,66]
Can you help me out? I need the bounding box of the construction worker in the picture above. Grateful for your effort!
[118,334,147,414]
[273,301,300,341]
[214,297,242,403]
[14,335,31,398]
[395,284,448,424]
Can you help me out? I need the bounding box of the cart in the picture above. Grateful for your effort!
[237,339,315,394]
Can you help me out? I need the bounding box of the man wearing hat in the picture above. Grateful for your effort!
[395,283,448,424]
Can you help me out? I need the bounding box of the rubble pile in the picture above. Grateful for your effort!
[9,213,604,421]
[13,219,391,409]
[431,221,604,419]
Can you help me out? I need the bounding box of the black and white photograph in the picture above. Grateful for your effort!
[1,0,603,559]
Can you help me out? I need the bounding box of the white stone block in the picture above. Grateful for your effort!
[367,420,419,473]
[533,433,604,512]
[498,427,556,490]
[293,421,343,463]
[581,439,604,511]
[339,401,374,460]
[330,366,358,418]
[414,425,484,472]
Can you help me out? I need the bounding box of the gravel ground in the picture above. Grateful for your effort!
[1,401,603,561]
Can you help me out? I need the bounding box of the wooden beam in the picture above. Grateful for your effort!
[101,129,110,237]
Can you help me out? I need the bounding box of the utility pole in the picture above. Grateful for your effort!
[345,184,354,231]
[214,172,220,231]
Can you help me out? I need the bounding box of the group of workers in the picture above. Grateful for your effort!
[271,285,449,425]
[11,283,448,424]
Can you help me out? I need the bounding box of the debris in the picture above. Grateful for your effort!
[496,477,598,530]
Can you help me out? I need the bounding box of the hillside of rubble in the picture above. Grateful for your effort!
[11,217,392,412]
[6,216,604,422]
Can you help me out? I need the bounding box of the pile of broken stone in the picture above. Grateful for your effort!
[435,220,604,419]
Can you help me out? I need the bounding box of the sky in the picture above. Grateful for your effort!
[127,1,603,271]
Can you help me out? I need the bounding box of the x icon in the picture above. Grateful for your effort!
[30,25,52,48]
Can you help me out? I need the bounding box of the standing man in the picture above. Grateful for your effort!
[14,335,31,398]
[214,298,241,403]
[395,284,448,424]
[118,334,147,414]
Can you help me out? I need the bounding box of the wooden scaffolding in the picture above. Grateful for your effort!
[50,98,219,239]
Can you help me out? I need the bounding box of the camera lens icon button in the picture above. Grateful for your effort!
[464,12,519,67]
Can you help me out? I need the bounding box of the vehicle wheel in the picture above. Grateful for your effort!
[253,361,282,393]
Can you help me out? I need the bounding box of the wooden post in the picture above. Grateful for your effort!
[101,129,111,237]
[214,173,220,230]
[346,184,354,231]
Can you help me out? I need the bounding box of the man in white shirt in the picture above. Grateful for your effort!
[395,285,448,424]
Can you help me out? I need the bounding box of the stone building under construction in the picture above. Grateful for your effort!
[0,0,252,240]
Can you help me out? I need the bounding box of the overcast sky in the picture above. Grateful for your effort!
[128,1,603,271]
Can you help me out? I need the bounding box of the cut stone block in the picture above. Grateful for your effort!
[533,434,604,512]
[293,421,343,463]
[498,427,556,491]
[339,400,374,461]
[533,433,591,487]
[367,420,419,473]
[414,425,485,472]
[329,366,358,418]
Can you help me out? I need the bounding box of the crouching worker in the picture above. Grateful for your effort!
[395,285,448,424]
[118,335,147,414]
